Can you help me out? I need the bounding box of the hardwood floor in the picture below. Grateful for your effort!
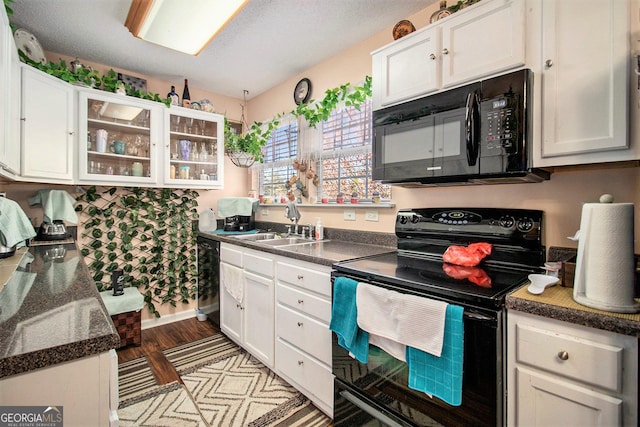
[117,317,219,385]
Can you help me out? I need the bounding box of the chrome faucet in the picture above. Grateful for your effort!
[284,200,301,234]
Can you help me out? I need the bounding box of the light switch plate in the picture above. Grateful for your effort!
[365,210,379,221]
[261,207,269,216]
[344,210,356,221]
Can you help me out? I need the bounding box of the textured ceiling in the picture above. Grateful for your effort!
[9,0,435,99]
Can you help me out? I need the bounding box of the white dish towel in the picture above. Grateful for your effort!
[221,263,244,304]
[356,283,448,358]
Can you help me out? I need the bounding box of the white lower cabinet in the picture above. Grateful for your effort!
[219,243,274,368]
[275,258,333,417]
[0,350,118,427]
[219,244,334,416]
[507,310,638,426]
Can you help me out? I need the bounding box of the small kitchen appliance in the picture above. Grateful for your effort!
[217,197,258,232]
[28,190,77,242]
[37,220,69,241]
[573,195,638,313]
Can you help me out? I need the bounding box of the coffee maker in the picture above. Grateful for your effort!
[223,214,255,232]
[217,197,258,232]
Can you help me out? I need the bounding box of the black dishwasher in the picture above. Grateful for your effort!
[197,235,220,328]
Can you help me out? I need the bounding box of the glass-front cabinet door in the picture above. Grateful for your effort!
[77,90,161,185]
[164,107,224,189]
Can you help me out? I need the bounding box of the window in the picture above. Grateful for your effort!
[257,97,391,203]
[260,120,298,200]
[319,99,391,201]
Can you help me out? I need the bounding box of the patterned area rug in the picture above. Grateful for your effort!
[165,334,332,427]
[119,333,331,426]
[118,382,205,427]
[118,356,163,407]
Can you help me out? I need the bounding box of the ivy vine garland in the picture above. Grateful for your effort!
[75,186,200,318]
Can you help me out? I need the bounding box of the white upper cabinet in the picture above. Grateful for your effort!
[372,0,525,110]
[440,0,525,88]
[0,8,21,177]
[529,0,634,166]
[77,89,161,185]
[20,65,75,183]
[163,106,224,189]
[372,27,441,110]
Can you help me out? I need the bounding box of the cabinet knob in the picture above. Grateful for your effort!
[297,299,304,304]
[297,360,304,366]
[429,53,436,60]
[297,275,304,280]
[442,48,449,55]
[545,59,554,68]
[557,351,569,361]
[20,117,26,121]
[297,322,303,327]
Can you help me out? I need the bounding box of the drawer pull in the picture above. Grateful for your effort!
[297,360,304,365]
[557,351,569,361]
[297,299,304,304]
[297,322,303,327]
[297,275,304,280]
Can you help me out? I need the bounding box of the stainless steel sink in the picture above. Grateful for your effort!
[258,237,313,246]
[231,232,280,241]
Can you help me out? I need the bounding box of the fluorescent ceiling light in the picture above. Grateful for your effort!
[125,0,247,55]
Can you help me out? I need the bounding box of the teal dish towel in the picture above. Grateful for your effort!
[28,189,78,224]
[0,197,37,248]
[329,277,369,363]
[406,304,464,406]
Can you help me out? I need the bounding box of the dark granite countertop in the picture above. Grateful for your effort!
[0,243,120,378]
[199,228,396,267]
[506,284,640,338]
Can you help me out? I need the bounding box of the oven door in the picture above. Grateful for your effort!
[332,275,504,426]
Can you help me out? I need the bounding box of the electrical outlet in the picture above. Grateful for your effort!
[344,210,356,221]
[365,210,379,222]
[261,207,269,216]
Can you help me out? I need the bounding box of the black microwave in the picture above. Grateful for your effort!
[372,69,549,185]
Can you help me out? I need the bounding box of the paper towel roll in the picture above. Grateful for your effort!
[573,201,638,313]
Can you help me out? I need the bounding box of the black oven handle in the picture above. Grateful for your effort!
[465,90,480,166]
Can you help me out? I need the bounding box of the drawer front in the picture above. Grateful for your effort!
[276,337,333,408]
[515,323,623,392]
[277,283,331,323]
[220,244,243,267]
[244,250,274,277]
[276,261,331,297]
[277,304,332,365]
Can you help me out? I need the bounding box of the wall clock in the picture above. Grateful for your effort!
[293,78,312,105]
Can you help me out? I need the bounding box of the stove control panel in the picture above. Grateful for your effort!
[396,207,543,245]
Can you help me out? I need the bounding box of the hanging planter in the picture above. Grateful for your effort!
[226,149,256,167]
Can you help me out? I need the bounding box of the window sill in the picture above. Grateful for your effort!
[258,202,395,209]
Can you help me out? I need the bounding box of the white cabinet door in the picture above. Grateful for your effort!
[244,270,274,368]
[536,0,630,164]
[163,106,224,189]
[220,262,243,344]
[21,66,75,182]
[372,27,440,110]
[513,366,622,427]
[0,11,20,176]
[77,89,161,185]
[441,0,525,88]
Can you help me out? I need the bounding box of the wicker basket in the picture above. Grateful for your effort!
[111,310,141,347]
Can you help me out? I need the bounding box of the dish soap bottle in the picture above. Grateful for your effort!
[315,217,324,241]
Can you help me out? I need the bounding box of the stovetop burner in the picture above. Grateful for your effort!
[333,207,545,309]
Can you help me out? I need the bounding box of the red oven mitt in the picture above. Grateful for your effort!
[442,242,493,267]
[442,263,492,288]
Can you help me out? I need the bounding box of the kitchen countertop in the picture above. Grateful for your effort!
[0,243,120,378]
[201,231,396,266]
[506,284,640,337]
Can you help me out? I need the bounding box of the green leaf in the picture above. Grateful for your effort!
[91,229,103,239]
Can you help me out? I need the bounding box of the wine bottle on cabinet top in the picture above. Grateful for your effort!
[168,85,179,105]
[430,0,451,23]
[182,79,191,108]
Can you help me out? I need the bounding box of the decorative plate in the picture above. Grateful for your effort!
[392,20,416,40]
[14,28,47,64]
